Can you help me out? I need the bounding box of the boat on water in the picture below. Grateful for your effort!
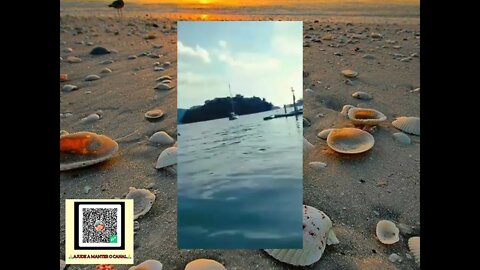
[228,83,238,121]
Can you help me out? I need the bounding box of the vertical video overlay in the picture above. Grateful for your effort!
[177,21,303,249]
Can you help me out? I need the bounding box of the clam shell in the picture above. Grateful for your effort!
[156,75,173,82]
[340,105,355,117]
[90,46,111,55]
[341,69,358,78]
[347,107,386,125]
[149,131,175,145]
[62,84,78,92]
[184,259,226,270]
[85,74,101,81]
[60,132,119,171]
[80,113,100,124]
[392,117,420,136]
[327,128,375,154]
[408,236,420,265]
[352,91,372,100]
[265,205,339,266]
[309,161,327,170]
[128,260,163,270]
[376,220,399,244]
[154,83,173,90]
[64,47,73,53]
[145,109,165,119]
[126,187,156,220]
[322,34,334,40]
[317,128,335,140]
[100,59,114,65]
[66,56,82,63]
[154,66,165,71]
[393,132,411,145]
[370,32,383,38]
[100,68,112,74]
[155,147,177,169]
[303,138,314,152]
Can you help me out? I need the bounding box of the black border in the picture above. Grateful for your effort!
[73,201,125,250]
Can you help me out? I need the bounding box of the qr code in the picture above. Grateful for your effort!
[82,208,118,244]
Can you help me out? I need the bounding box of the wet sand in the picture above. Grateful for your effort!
[60,13,419,270]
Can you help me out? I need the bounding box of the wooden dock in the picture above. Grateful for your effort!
[263,110,303,120]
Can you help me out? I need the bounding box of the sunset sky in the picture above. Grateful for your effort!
[177,22,303,108]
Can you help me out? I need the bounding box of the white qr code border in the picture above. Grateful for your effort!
[78,204,122,248]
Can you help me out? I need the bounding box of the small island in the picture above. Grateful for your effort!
[179,95,274,124]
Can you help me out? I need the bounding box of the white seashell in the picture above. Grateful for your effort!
[408,236,420,265]
[303,138,314,152]
[161,80,172,85]
[149,131,175,145]
[163,61,171,66]
[126,187,156,220]
[62,84,78,92]
[341,69,358,78]
[265,205,339,266]
[154,83,173,90]
[385,39,397,44]
[64,47,73,53]
[145,108,165,119]
[184,259,226,270]
[66,56,82,63]
[341,105,355,117]
[153,44,162,49]
[100,59,114,65]
[128,55,137,60]
[80,113,100,124]
[60,259,66,270]
[393,45,402,49]
[154,66,165,71]
[392,117,420,136]
[327,128,375,154]
[317,128,335,140]
[86,41,94,46]
[376,220,400,244]
[347,107,386,125]
[393,132,411,145]
[84,74,100,81]
[156,75,173,82]
[100,67,112,73]
[305,88,314,94]
[352,91,373,100]
[309,161,327,170]
[155,147,177,169]
[128,259,163,270]
[370,32,383,38]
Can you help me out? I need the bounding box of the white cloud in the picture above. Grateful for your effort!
[217,51,281,72]
[178,41,211,63]
[219,40,227,48]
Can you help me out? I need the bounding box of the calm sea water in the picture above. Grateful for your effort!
[177,108,303,248]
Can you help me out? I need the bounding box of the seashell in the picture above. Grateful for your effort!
[145,109,165,120]
[90,46,111,55]
[340,105,355,116]
[352,91,372,100]
[392,117,420,136]
[66,56,82,63]
[385,39,397,44]
[265,205,339,266]
[393,132,411,145]
[86,41,94,46]
[154,83,173,90]
[154,66,165,71]
[85,74,101,81]
[161,80,172,85]
[163,61,171,67]
[347,107,386,125]
[303,138,314,152]
[100,59,114,65]
[317,128,335,140]
[362,54,375,59]
[370,32,383,38]
[393,45,402,49]
[309,161,327,170]
[153,44,162,49]
[184,259,226,270]
[155,147,177,169]
[322,34,334,40]
[128,55,137,60]
[149,131,175,145]
[60,74,68,82]
[305,88,314,94]
[150,54,161,59]
[126,187,156,220]
[376,220,399,244]
[60,259,66,270]
[327,128,375,154]
[100,68,112,74]
[60,132,119,171]
[388,253,401,263]
[60,130,69,137]
[62,84,78,92]
[128,260,163,270]
[80,113,100,124]
[64,47,73,53]
[408,236,420,265]
[341,69,358,78]
[156,75,173,81]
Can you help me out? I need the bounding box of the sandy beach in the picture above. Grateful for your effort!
[60,3,420,269]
